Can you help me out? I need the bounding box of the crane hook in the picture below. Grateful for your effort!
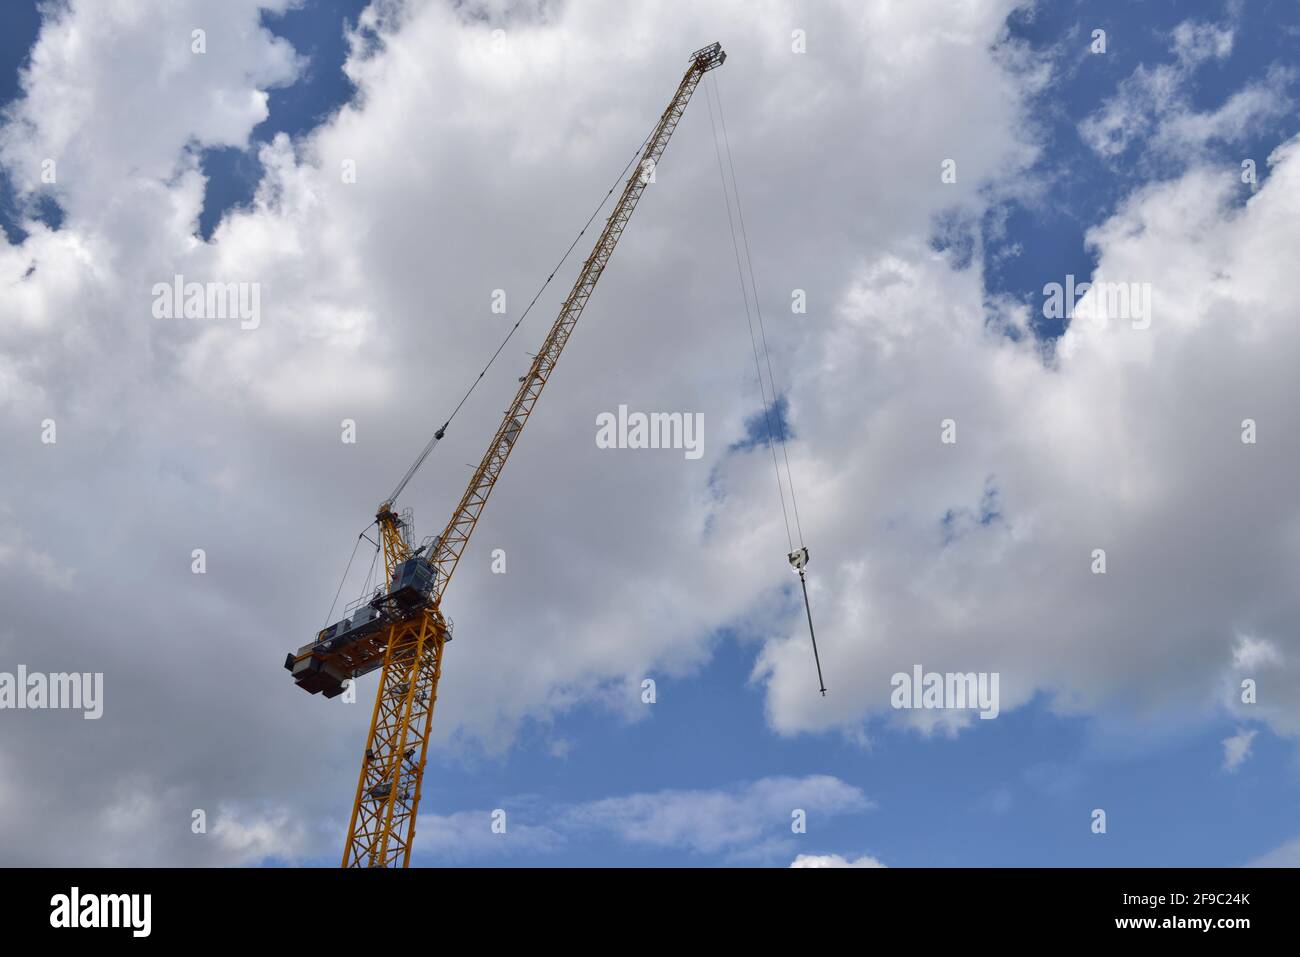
[788,547,827,696]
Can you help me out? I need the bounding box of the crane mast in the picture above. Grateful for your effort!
[285,43,726,868]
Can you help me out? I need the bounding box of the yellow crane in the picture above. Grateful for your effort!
[284,42,727,868]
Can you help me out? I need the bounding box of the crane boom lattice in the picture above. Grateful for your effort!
[427,44,725,603]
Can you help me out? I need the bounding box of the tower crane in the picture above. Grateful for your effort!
[283,42,727,868]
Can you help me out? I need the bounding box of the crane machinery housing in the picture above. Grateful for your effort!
[283,42,727,868]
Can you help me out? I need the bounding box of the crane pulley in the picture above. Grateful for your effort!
[283,42,727,868]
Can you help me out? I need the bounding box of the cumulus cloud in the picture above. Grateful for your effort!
[69,775,328,866]
[208,805,323,864]
[1170,21,1234,66]
[0,510,75,590]
[562,775,870,858]
[1249,836,1300,867]
[415,808,563,861]
[1078,17,1290,161]
[1,0,1298,867]
[790,853,885,868]
[1221,728,1257,772]
[407,775,869,864]
[0,0,302,213]
[0,0,1039,864]
[757,133,1300,740]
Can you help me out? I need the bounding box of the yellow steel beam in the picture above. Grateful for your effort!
[341,607,447,867]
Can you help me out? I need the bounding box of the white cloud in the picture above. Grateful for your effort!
[415,808,563,861]
[0,0,302,218]
[1152,65,1295,155]
[755,135,1300,740]
[1249,836,1300,867]
[1170,21,1234,66]
[1,0,1298,867]
[1079,62,1184,158]
[1079,18,1289,160]
[80,776,327,866]
[406,775,869,864]
[791,853,885,868]
[209,805,319,864]
[1221,728,1257,772]
[0,512,76,590]
[0,0,1036,782]
[1233,635,1282,671]
[563,775,870,857]
[0,0,1036,770]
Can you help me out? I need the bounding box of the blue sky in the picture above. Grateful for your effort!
[195,0,370,238]
[399,641,1295,867]
[968,1,1300,337]
[1,0,1297,867]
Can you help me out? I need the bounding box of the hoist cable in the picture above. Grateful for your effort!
[704,75,795,553]
[384,124,659,507]
[707,73,825,696]
[712,72,805,547]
